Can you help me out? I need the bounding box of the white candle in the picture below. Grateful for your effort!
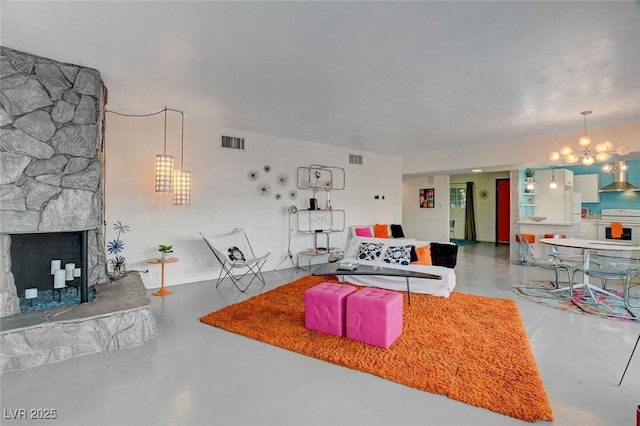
[25,288,38,299]
[73,268,81,277]
[65,263,75,281]
[54,269,66,288]
[51,260,61,274]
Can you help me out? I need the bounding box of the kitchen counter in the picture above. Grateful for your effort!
[517,220,578,226]
[518,221,581,257]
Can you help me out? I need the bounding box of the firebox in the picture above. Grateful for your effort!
[10,231,89,304]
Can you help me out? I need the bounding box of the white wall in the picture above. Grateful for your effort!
[401,175,450,242]
[105,115,402,289]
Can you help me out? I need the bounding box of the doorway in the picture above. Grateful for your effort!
[495,178,510,243]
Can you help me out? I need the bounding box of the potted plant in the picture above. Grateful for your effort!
[524,168,535,193]
[158,244,173,260]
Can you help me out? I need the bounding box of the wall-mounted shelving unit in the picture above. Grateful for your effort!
[296,164,346,252]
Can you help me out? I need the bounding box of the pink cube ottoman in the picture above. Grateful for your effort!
[305,282,357,336]
[346,288,403,349]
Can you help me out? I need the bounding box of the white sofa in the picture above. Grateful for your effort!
[337,236,457,298]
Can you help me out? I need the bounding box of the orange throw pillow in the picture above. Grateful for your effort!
[412,245,432,265]
[373,224,390,238]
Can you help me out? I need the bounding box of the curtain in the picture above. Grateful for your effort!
[464,181,477,240]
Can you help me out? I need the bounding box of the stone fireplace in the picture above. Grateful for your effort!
[0,47,157,372]
[0,46,107,316]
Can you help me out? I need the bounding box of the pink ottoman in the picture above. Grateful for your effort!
[346,288,403,348]
[305,282,357,336]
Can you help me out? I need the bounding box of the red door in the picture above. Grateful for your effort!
[496,178,510,243]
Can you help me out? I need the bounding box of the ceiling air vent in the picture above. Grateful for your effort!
[349,154,363,165]
[221,135,245,150]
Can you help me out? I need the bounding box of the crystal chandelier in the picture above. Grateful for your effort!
[549,111,628,166]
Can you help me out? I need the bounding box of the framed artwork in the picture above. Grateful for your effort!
[420,188,435,208]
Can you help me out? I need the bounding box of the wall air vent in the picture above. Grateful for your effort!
[221,135,245,150]
[349,154,363,165]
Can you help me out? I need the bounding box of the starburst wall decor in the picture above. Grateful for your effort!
[247,166,297,207]
[257,182,272,197]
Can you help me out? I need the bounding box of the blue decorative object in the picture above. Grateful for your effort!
[107,239,124,254]
[107,221,130,280]
[19,288,96,312]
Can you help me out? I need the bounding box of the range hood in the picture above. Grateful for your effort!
[599,161,640,192]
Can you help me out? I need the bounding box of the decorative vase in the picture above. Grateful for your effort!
[161,252,168,260]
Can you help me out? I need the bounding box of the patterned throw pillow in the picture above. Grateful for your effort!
[357,242,384,261]
[227,246,246,262]
[382,245,412,265]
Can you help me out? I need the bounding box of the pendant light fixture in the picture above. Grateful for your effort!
[549,111,628,165]
[173,110,191,206]
[106,107,191,205]
[549,166,557,189]
[155,107,174,193]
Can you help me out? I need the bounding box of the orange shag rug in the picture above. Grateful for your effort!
[200,276,553,422]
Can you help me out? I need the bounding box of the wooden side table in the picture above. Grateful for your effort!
[147,257,178,296]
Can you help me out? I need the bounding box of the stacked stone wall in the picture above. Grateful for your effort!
[0,46,108,317]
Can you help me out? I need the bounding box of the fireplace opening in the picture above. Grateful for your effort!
[10,231,93,312]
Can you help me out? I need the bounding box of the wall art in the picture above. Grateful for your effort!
[420,188,435,208]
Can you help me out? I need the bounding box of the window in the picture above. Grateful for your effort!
[450,187,466,208]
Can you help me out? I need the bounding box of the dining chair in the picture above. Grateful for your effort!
[580,250,639,317]
[548,242,586,295]
[449,220,455,239]
[516,234,575,290]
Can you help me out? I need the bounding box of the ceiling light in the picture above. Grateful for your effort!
[602,160,627,174]
[471,169,484,172]
[106,107,190,205]
[155,108,174,193]
[548,111,628,166]
[549,166,557,189]
[173,110,191,206]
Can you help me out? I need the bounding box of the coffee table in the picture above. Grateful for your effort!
[311,263,442,305]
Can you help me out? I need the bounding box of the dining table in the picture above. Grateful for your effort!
[539,238,640,304]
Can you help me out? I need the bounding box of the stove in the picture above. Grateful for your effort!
[597,209,640,245]
[600,209,640,222]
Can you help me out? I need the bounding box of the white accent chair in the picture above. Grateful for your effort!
[201,228,271,292]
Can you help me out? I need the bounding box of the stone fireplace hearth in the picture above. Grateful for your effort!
[0,47,157,371]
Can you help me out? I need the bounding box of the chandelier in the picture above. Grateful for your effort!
[549,111,628,166]
[602,160,627,175]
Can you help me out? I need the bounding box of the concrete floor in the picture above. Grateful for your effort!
[1,242,638,426]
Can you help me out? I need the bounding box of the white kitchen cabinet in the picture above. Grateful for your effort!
[579,220,598,239]
[532,169,578,222]
[562,169,573,187]
[574,174,600,202]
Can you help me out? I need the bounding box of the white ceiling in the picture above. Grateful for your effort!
[2,1,640,158]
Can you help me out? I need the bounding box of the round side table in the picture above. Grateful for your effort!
[147,257,178,296]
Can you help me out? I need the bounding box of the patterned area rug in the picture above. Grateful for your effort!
[512,280,639,322]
